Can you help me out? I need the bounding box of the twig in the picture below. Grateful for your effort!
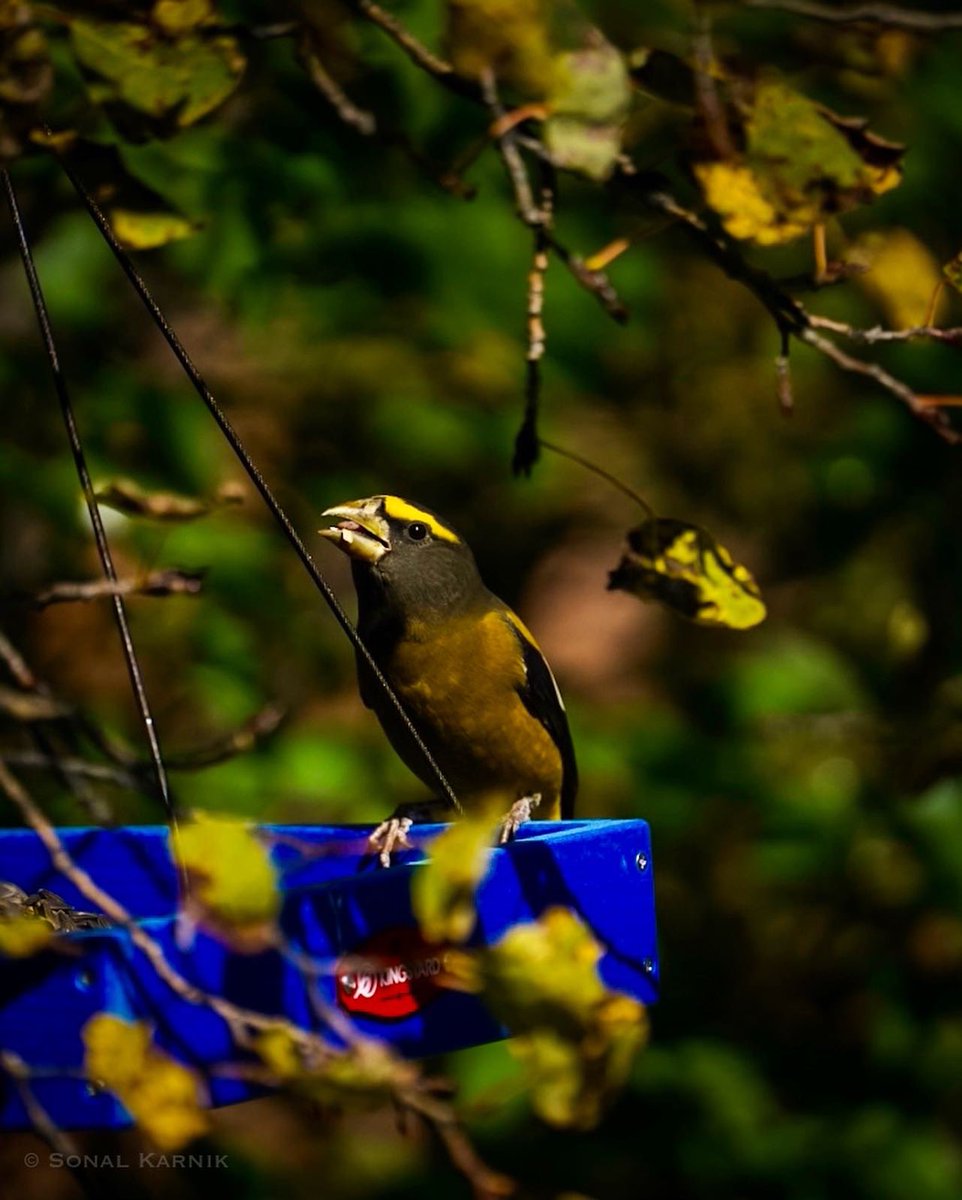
[808,315,962,345]
[0,1050,78,1158]
[403,1090,516,1200]
[545,237,629,324]
[514,183,552,476]
[539,439,655,518]
[347,0,481,101]
[0,751,138,789]
[0,758,324,1046]
[482,71,541,226]
[693,5,736,160]
[23,569,205,610]
[776,326,793,416]
[775,349,793,416]
[619,168,961,442]
[0,629,38,690]
[629,174,809,334]
[0,628,113,821]
[300,41,377,137]
[800,327,961,442]
[2,705,284,784]
[298,35,475,198]
[162,704,285,770]
[0,762,510,1199]
[741,0,962,32]
[2,169,176,822]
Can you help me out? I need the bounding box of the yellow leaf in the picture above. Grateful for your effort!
[693,161,811,246]
[175,812,280,951]
[109,208,197,250]
[852,229,945,330]
[695,76,903,246]
[0,913,54,958]
[608,519,766,630]
[412,814,494,944]
[253,1027,416,1109]
[254,1026,302,1081]
[83,1014,208,1149]
[477,908,647,1128]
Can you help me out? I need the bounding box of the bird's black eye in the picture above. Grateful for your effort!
[407,521,429,541]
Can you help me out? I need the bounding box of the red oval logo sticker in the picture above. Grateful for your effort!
[336,927,446,1020]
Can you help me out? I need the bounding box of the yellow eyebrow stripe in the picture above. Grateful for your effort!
[380,496,460,543]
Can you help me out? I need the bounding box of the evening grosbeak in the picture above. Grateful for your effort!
[319,495,577,862]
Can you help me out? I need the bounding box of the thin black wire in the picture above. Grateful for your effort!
[2,168,176,823]
[54,151,463,816]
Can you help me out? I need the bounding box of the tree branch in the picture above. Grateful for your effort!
[346,0,481,101]
[741,1,962,31]
[800,327,960,441]
[22,569,205,610]
[808,315,962,345]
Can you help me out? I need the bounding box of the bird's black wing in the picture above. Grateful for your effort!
[505,616,578,819]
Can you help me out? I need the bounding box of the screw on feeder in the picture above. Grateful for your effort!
[74,968,94,992]
[642,958,655,975]
[635,851,649,872]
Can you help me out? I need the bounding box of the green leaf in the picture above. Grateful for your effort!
[545,35,631,181]
[69,17,245,128]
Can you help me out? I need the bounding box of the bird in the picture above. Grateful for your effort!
[319,495,577,864]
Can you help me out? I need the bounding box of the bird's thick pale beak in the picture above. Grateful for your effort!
[318,498,391,564]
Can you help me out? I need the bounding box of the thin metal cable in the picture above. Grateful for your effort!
[54,151,463,816]
[2,168,176,822]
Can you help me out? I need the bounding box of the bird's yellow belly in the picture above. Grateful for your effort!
[383,613,562,817]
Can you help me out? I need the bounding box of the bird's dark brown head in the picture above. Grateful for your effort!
[319,495,486,621]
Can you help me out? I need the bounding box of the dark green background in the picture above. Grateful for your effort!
[3,2,962,1196]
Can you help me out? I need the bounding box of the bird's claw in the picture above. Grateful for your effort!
[498,793,542,845]
[368,816,415,868]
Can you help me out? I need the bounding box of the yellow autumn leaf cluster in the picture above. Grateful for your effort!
[255,1026,417,1110]
[608,518,766,631]
[83,1014,208,1150]
[412,814,495,944]
[175,811,280,951]
[695,76,903,246]
[473,907,648,1129]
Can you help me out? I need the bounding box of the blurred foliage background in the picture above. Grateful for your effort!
[4,0,962,1197]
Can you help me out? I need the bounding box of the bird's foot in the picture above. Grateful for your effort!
[368,801,444,868]
[498,793,542,845]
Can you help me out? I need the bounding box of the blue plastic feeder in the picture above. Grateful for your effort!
[0,820,658,1131]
